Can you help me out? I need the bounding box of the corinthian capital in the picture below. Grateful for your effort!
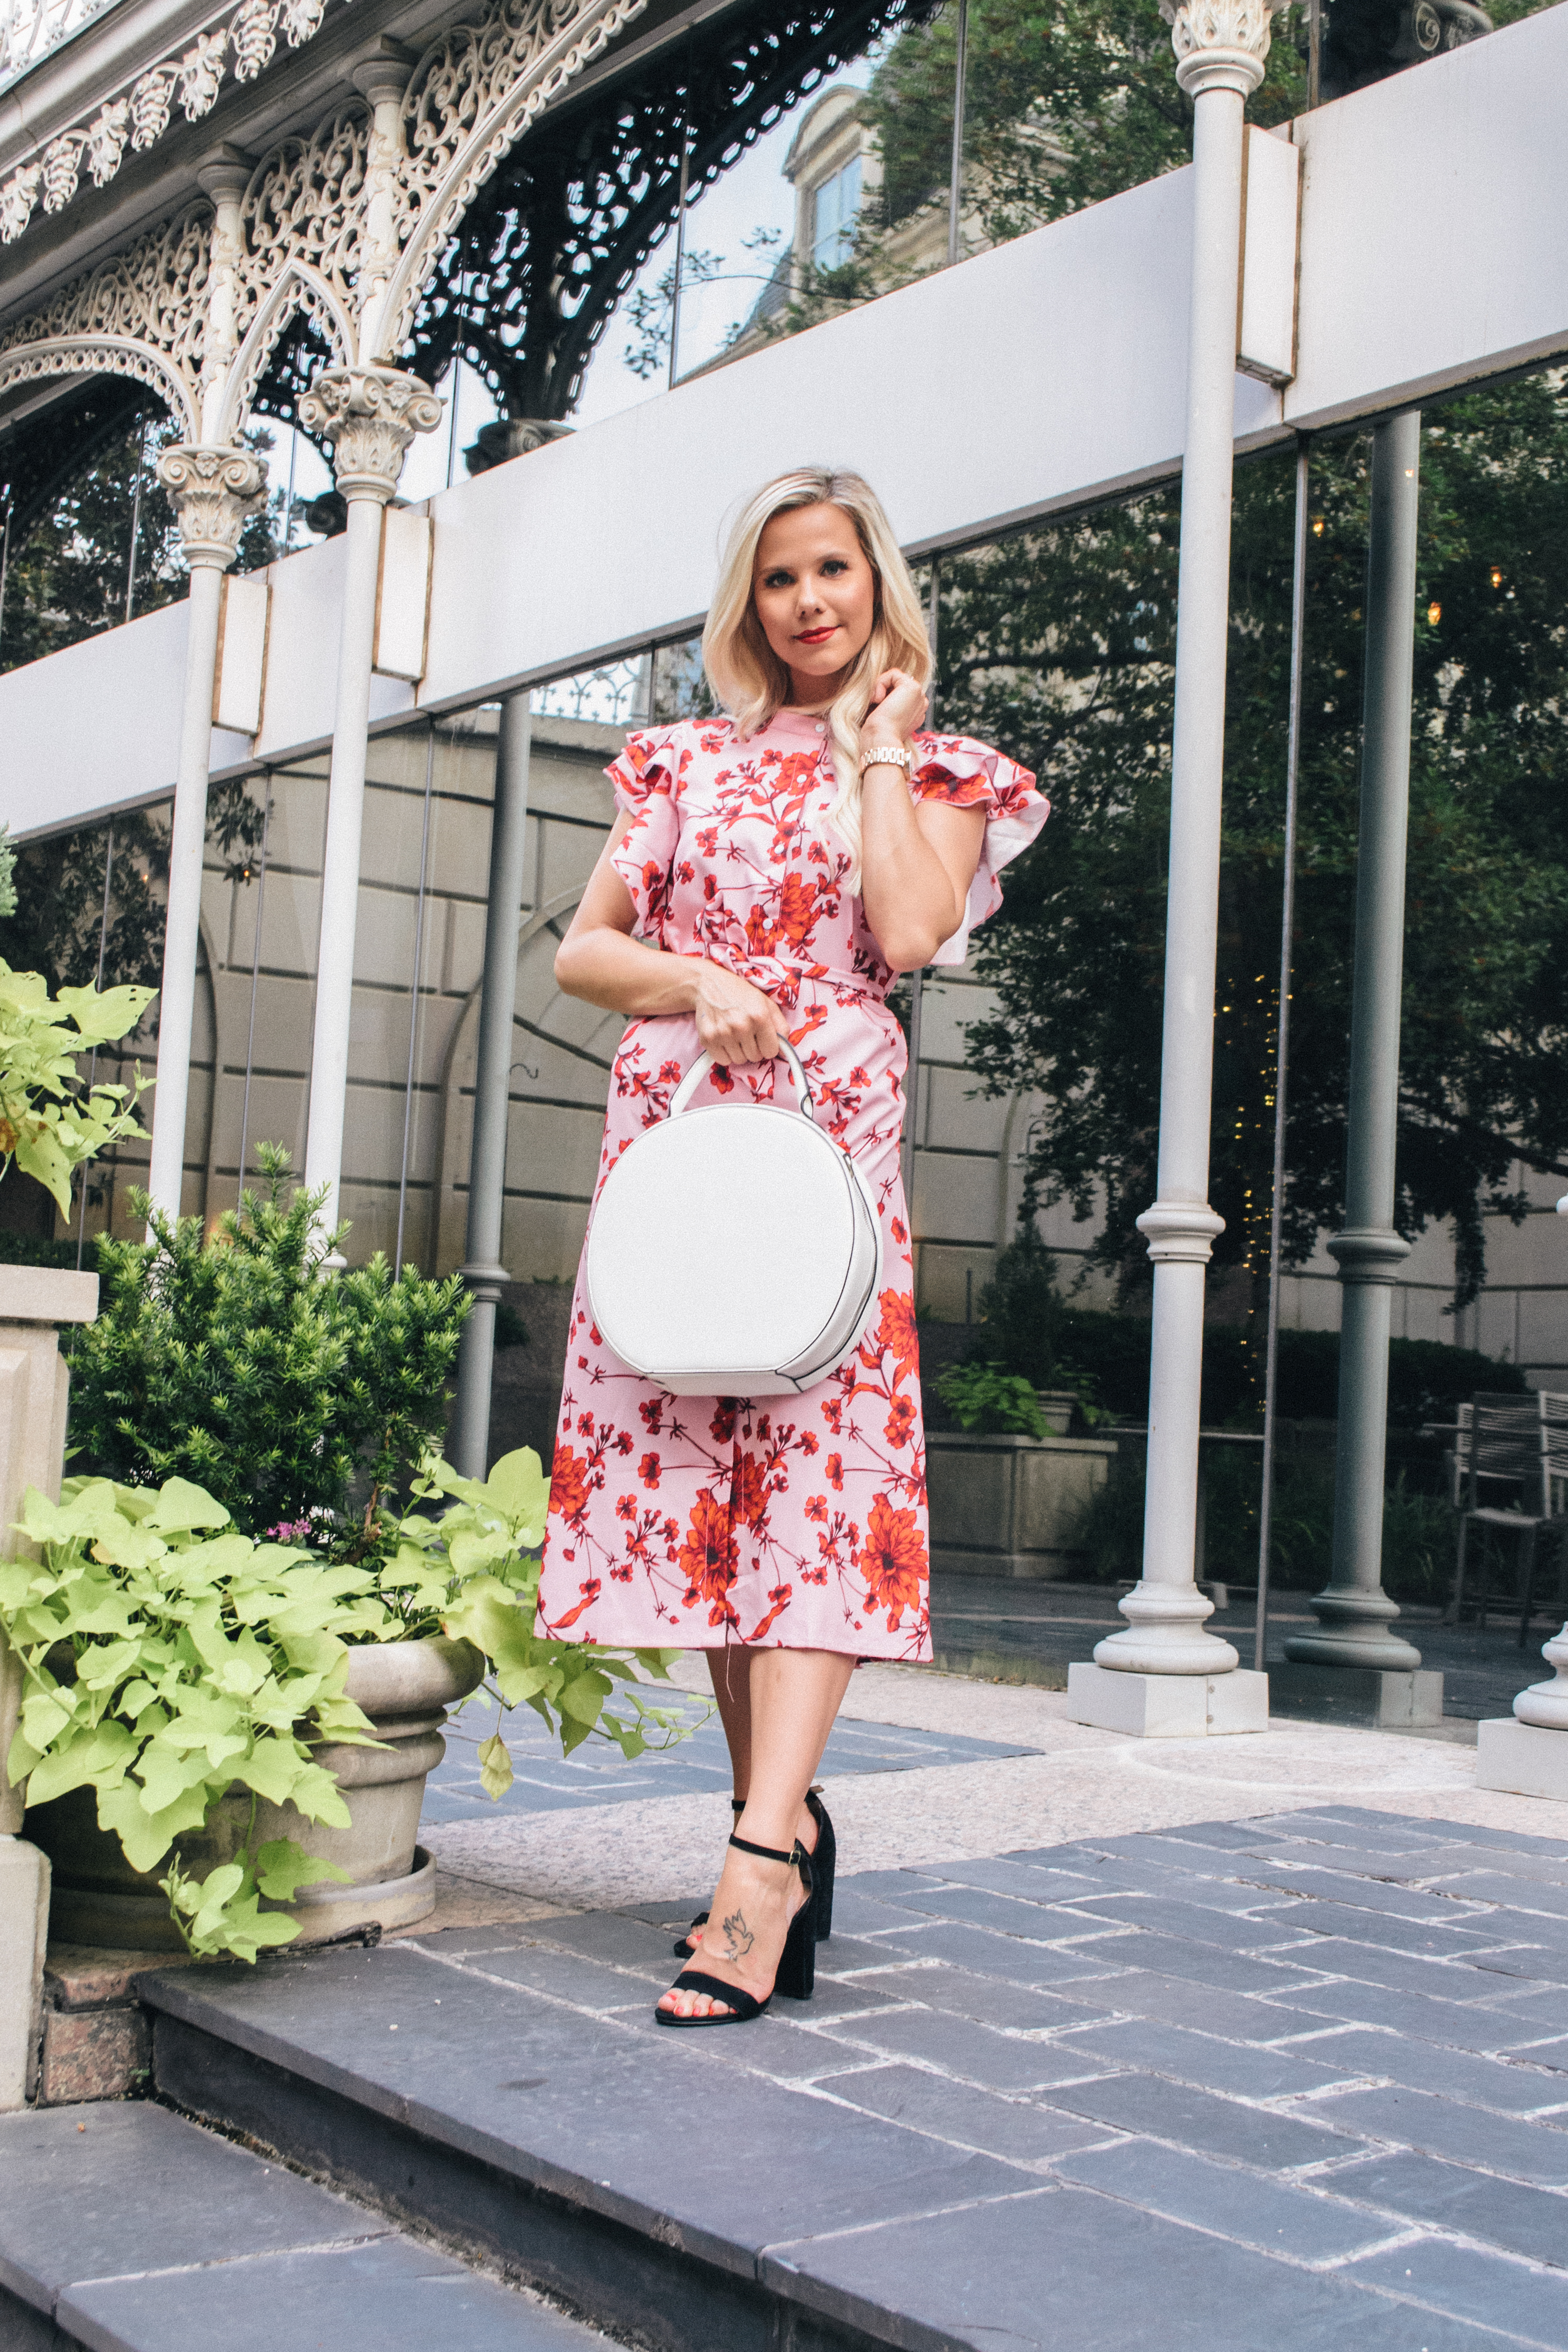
[155,443,268,569]
[297,366,444,501]
[1157,0,1288,95]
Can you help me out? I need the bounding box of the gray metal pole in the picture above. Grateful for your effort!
[1254,439,1310,1672]
[668,111,691,392]
[947,0,969,269]
[452,689,533,1478]
[901,561,940,1213]
[1285,412,1423,1672]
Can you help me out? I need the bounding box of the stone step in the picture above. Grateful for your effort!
[137,1928,955,2352]
[0,2101,607,2351]
[128,1814,1568,2352]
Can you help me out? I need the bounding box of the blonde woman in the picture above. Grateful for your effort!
[539,468,1048,2027]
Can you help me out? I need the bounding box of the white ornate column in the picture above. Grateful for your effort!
[145,148,263,1220]
[1066,0,1283,1739]
[145,443,266,1220]
[298,364,442,1238]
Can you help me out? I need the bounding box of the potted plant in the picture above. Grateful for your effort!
[4,1447,685,1961]
[3,1149,689,1960]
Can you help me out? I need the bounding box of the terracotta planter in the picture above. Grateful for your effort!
[26,1635,485,1951]
[927,1428,1120,1579]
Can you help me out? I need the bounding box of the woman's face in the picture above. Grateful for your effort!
[752,502,877,701]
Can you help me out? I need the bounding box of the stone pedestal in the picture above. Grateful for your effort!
[1476,1719,1568,1802]
[0,1265,98,2109]
[1067,1662,1270,1738]
[928,1429,1120,1580]
[1269,1663,1445,1728]
[1476,1621,1568,1799]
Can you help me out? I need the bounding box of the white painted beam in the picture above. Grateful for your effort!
[5,1,1568,842]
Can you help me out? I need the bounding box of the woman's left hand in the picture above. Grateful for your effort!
[862,669,928,749]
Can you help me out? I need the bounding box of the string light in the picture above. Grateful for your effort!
[1490,565,1503,589]
[1427,601,1441,626]
[1310,516,1326,537]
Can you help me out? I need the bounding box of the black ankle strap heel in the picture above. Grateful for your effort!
[656,1834,817,2028]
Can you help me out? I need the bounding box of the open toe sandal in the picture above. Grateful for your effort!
[656,1833,816,2029]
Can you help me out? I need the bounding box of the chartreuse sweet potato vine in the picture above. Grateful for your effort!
[2,1450,692,1962]
[384,1448,692,1797]
[0,960,155,1216]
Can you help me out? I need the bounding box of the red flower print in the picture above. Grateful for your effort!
[746,1583,793,1642]
[884,1394,917,1449]
[891,1217,907,1245]
[732,1454,769,1533]
[805,1495,828,1523]
[615,1432,634,1455]
[616,1495,637,1521]
[549,1445,592,1521]
[775,871,820,952]
[639,1399,664,1435]
[859,1495,927,1630]
[826,1453,844,1491]
[679,1491,739,1623]
[870,1289,920,1375]
[547,1577,602,1631]
[710,1402,736,1445]
[640,1451,661,1488]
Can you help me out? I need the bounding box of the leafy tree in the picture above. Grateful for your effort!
[1,410,281,675]
[956,378,1568,1314]
[67,1147,470,1537]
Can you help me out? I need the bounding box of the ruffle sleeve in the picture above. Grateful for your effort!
[607,725,686,948]
[910,734,1049,967]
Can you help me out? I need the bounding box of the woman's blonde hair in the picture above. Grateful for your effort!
[702,468,930,888]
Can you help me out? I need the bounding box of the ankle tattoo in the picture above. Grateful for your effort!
[719,1907,754,1961]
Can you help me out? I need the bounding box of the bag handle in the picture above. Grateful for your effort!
[669,1039,815,1122]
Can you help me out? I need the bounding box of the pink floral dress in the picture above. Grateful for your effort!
[535,707,1048,1662]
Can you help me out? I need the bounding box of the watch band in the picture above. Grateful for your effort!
[859,742,915,776]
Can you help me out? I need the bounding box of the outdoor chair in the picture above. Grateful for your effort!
[1447,1390,1568,1644]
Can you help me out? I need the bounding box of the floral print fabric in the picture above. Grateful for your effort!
[535,707,1047,1661]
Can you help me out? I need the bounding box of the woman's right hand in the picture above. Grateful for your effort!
[689,960,782,1067]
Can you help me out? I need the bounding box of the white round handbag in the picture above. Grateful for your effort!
[585,1041,882,1397]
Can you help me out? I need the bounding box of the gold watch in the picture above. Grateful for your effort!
[859,742,915,776]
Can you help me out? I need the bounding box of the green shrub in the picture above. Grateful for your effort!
[934,1361,1046,1437]
[1007,1307,1527,1432]
[1069,1440,1455,1604]
[0,1233,78,1267]
[972,1232,1066,1389]
[67,1146,467,1538]
[493,1298,530,1350]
